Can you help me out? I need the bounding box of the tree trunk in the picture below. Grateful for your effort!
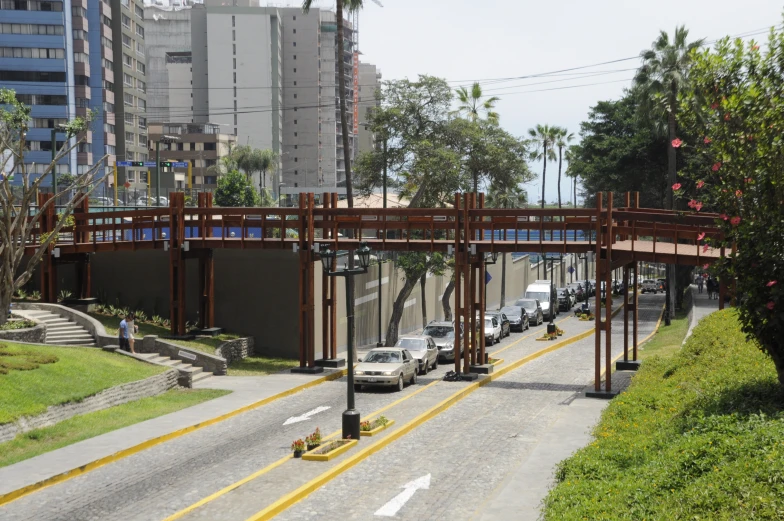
[420,273,427,329]
[442,279,455,321]
[667,108,677,320]
[385,275,418,347]
[557,146,563,208]
[0,286,11,328]
[473,171,478,197]
[540,141,547,209]
[499,253,507,308]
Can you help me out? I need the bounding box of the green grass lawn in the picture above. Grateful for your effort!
[227,356,299,376]
[543,309,784,520]
[89,312,239,354]
[0,343,164,425]
[638,308,689,360]
[0,388,229,468]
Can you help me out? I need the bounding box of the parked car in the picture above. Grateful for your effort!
[641,279,659,294]
[500,305,529,332]
[525,280,558,320]
[136,196,169,207]
[484,316,502,345]
[422,321,459,362]
[90,196,114,207]
[557,288,572,311]
[515,298,544,326]
[485,311,510,338]
[395,335,438,374]
[355,348,418,392]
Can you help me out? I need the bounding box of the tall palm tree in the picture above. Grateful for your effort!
[527,124,557,209]
[453,83,500,125]
[634,26,704,210]
[488,184,526,308]
[554,127,574,209]
[634,26,703,321]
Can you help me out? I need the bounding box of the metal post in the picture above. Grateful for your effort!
[156,140,161,206]
[51,128,57,201]
[382,138,387,211]
[377,253,383,346]
[343,273,360,440]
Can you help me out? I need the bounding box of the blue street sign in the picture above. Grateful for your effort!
[170,161,188,168]
[568,266,575,274]
[485,271,492,285]
[143,161,157,167]
[116,161,132,167]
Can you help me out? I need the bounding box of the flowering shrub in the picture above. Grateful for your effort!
[678,26,784,386]
[290,439,305,453]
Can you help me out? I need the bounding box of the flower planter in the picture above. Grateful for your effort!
[360,419,395,437]
[537,335,558,341]
[489,358,504,366]
[307,444,320,451]
[302,439,357,461]
[293,451,304,459]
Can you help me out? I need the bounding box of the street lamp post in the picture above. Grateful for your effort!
[376,251,385,347]
[484,251,499,311]
[320,242,372,441]
[278,183,286,207]
[156,135,179,205]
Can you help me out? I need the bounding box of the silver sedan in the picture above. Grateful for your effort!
[354,348,419,392]
[395,335,439,374]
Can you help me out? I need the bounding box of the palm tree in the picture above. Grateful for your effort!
[488,184,526,308]
[554,127,574,209]
[527,124,557,209]
[634,26,704,210]
[453,82,500,125]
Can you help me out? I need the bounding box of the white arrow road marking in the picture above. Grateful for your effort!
[282,406,331,426]
[374,474,431,517]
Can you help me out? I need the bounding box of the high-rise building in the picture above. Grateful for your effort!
[111,0,148,189]
[191,1,283,193]
[0,0,83,183]
[357,62,381,155]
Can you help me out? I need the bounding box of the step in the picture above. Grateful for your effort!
[178,365,203,375]
[50,339,96,346]
[38,317,69,325]
[45,330,93,339]
[46,335,95,343]
[45,325,88,333]
[145,355,171,364]
[159,359,184,368]
[191,372,213,384]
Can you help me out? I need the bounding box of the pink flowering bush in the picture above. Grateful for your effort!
[679,28,784,386]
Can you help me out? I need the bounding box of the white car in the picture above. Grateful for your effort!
[354,348,418,392]
[395,335,438,374]
[484,316,502,345]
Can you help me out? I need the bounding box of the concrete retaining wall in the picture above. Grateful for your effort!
[140,336,228,377]
[215,337,254,365]
[0,323,46,344]
[0,369,179,443]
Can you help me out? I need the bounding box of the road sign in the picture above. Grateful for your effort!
[116,161,145,167]
[568,266,575,274]
[143,161,157,167]
[123,182,131,188]
[485,271,492,285]
[160,161,189,168]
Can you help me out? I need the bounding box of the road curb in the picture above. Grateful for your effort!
[0,368,347,508]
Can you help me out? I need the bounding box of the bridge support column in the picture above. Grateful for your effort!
[617,262,640,371]
[294,193,321,373]
[37,193,58,303]
[169,193,187,337]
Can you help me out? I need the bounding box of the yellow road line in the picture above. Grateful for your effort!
[162,379,441,521]
[0,369,348,508]
[244,327,597,521]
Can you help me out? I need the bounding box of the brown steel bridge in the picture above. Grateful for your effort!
[29,191,729,395]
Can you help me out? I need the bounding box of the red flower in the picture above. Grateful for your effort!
[747,135,754,141]
[767,301,775,310]
[767,281,778,287]
[694,202,703,211]
[687,200,696,208]
[697,232,706,241]
[753,44,760,51]
[671,138,683,148]
[736,190,743,197]
[744,178,752,183]
[712,162,722,172]
[703,244,710,253]
[672,183,682,191]
[703,136,712,144]
[703,264,710,270]
[696,180,705,189]
[711,102,719,110]
[720,214,729,221]
[731,216,741,226]
[724,113,731,121]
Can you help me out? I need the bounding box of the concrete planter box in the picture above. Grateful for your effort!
[0,323,46,344]
[302,439,358,461]
[360,419,395,437]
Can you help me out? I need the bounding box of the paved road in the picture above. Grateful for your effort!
[0,294,661,521]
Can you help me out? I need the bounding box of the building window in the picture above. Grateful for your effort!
[293,94,297,99]
[0,23,63,35]
[234,114,238,125]
[0,47,65,59]
[102,36,112,48]
[293,28,296,34]
[137,62,145,74]
[124,93,134,107]
[127,171,136,182]
[293,55,296,60]
[103,101,115,112]
[232,30,235,41]
[123,73,133,87]
[138,117,147,129]
[204,142,216,151]
[232,16,235,27]
[233,72,236,83]
[103,58,114,70]
[138,99,146,110]
[125,131,134,145]
[104,80,114,92]
[73,52,89,63]
[137,80,146,93]
[293,68,296,73]
[140,172,148,183]
[293,81,297,86]
[293,42,296,47]
[71,6,86,17]
[122,34,131,48]
[121,14,131,29]
[0,70,65,82]
[76,98,89,108]
[105,145,116,155]
[294,120,297,125]
[72,29,87,40]
[123,53,132,67]
[233,87,237,97]
[294,170,298,175]
[293,15,296,20]
[136,25,144,39]
[233,58,236,69]
[294,132,297,137]
[294,145,298,149]
[104,123,115,134]
[294,158,298,163]
[134,4,143,18]
[233,44,236,55]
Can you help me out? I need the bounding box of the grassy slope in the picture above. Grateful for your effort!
[0,344,164,424]
[0,388,229,468]
[543,309,784,520]
[227,356,299,376]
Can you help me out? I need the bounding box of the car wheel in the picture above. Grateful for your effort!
[420,362,428,375]
[354,384,362,392]
[410,370,417,386]
[397,375,404,392]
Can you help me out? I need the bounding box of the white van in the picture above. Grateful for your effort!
[525,280,558,320]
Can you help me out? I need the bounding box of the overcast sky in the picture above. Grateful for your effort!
[350,0,783,204]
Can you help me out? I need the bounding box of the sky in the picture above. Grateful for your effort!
[346,0,783,204]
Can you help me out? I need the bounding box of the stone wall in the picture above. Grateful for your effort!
[215,337,254,365]
[0,323,46,344]
[140,336,228,377]
[0,369,179,443]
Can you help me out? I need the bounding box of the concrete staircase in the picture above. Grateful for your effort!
[19,310,96,346]
[135,353,212,384]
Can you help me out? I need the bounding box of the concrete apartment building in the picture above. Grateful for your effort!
[0,0,85,182]
[191,1,283,193]
[111,0,149,189]
[356,61,381,155]
[147,122,236,189]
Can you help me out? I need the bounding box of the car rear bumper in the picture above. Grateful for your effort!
[355,375,398,386]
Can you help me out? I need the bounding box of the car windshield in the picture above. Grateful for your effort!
[422,326,454,339]
[485,318,494,326]
[364,351,401,363]
[517,300,537,311]
[396,338,426,351]
[501,307,520,317]
[526,292,550,302]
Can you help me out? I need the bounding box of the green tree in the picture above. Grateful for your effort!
[487,183,527,308]
[528,124,558,209]
[213,170,261,207]
[452,82,500,125]
[677,27,784,386]
[554,127,574,208]
[0,89,105,326]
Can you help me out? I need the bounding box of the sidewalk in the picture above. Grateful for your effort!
[0,369,342,499]
[684,283,721,343]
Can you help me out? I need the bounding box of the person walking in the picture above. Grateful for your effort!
[119,314,130,352]
[126,313,138,354]
[697,274,704,294]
